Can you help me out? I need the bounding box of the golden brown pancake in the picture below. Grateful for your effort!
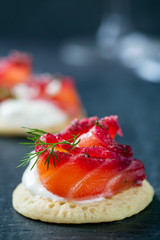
[12,180,154,224]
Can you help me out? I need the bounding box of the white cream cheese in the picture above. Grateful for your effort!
[22,159,66,202]
[12,83,40,99]
[0,99,68,128]
[45,79,62,96]
[22,157,104,204]
[12,78,62,99]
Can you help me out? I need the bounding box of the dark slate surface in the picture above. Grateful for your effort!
[0,41,160,240]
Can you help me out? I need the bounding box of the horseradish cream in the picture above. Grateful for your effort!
[22,157,104,204]
[0,99,68,128]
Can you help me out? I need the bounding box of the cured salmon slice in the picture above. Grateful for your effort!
[77,125,133,157]
[69,159,145,200]
[52,77,83,117]
[0,51,31,87]
[36,116,145,201]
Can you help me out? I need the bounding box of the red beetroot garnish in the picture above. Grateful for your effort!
[99,115,123,138]
[58,117,98,140]
[77,124,133,157]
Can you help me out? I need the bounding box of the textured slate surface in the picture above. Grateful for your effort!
[0,42,160,240]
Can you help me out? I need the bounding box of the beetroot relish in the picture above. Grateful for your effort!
[36,116,146,201]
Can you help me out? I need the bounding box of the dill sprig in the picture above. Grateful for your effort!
[94,120,109,130]
[18,127,81,170]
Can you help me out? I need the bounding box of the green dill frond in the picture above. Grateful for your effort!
[19,127,81,170]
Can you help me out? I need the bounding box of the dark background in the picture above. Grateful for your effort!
[0,0,160,42]
[0,1,160,239]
